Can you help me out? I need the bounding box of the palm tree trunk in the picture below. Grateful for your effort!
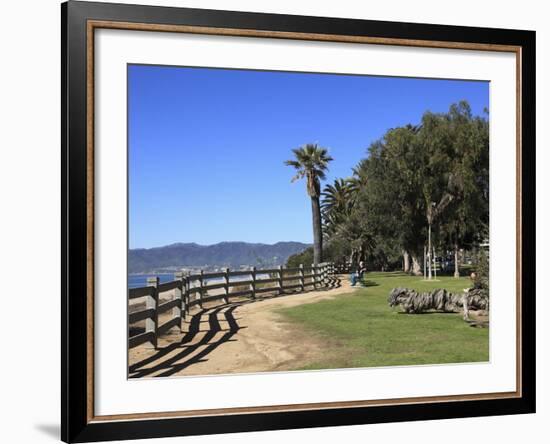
[311,196,323,265]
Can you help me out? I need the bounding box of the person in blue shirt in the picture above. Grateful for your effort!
[350,261,367,286]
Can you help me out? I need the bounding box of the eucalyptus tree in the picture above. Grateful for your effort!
[348,158,369,197]
[334,209,377,266]
[414,111,458,279]
[439,102,489,277]
[405,102,488,279]
[285,143,333,265]
[342,135,424,273]
[317,101,488,277]
[379,126,428,275]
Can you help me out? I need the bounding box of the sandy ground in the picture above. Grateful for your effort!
[129,276,358,378]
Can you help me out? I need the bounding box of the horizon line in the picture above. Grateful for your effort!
[130,240,313,250]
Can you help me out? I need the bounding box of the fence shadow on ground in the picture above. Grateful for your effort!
[325,275,342,289]
[129,276,342,378]
[129,304,242,378]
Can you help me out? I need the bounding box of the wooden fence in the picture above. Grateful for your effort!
[333,263,351,274]
[128,262,335,349]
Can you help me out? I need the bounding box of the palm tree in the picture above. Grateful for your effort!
[285,144,333,265]
[321,178,352,236]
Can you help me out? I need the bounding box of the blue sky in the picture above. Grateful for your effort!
[128,65,489,249]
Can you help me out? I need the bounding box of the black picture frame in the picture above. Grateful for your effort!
[62,1,536,442]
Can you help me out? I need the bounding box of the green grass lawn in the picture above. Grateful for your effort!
[277,272,489,370]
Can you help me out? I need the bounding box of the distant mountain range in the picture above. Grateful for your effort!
[128,241,311,273]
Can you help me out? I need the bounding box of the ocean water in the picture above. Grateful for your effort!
[128,273,175,289]
[128,272,272,289]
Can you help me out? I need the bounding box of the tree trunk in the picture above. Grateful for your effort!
[403,251,411,273]
[427,223,432,279]
[423,245,427,280]
[433,246,437,279]
[311,196,323,265]
[411,255,423,276]
[454,244,460,278]
[348,248,356,271]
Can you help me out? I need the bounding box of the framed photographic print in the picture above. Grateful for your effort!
[62,1,536,442]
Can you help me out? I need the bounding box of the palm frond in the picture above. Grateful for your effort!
[284,143,333,197]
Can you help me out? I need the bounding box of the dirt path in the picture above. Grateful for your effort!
[129,276,358,378]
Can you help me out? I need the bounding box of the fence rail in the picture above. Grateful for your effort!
[128,262,335,349]
[333,263,352,274]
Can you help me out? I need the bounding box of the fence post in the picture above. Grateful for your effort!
[198,270,204,309]
[174,272,184,332]
[181,272,188,318]
[311,263,317,289]
[251,266,256,299]
[224,268,230,304]
[278,265,283,294]
[146,276,159,349]
[299,264,304,292]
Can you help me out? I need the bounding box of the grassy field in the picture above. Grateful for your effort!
[277,272,489,370]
